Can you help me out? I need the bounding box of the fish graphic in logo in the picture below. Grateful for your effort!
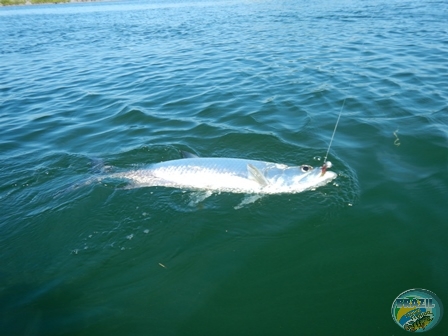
[391,289,443,332]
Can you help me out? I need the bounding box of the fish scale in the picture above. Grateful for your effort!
[108,157,337,194]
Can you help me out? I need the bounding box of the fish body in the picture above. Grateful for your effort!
[107,156,337,194]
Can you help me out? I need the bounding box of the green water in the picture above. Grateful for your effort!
[1,0,447,335]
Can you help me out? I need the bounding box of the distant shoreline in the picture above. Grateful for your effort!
[0,0,106,6]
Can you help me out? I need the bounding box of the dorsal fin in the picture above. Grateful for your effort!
[180,150,199,159]
[247,164,269,187]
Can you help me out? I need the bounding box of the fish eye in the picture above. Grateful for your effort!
[300,165,312,172]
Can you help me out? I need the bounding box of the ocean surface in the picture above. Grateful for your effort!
[1,0,447,334]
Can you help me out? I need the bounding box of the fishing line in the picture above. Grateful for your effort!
[323,98,346,163]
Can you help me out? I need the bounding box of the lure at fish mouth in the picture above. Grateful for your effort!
[104,151,337,194]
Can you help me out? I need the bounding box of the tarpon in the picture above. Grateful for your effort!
[105,152,337,194]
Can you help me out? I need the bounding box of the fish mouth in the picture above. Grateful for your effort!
[304,168,337,187]
[323,171,337,182]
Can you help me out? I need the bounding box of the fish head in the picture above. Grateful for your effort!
[290,161,337,191]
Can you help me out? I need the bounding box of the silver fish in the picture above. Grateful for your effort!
[105,152,337,194]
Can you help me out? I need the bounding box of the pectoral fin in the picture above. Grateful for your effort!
[247,164,269,187]
[234,194,263,209]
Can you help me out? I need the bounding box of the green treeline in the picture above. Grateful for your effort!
[0,0,70,5]
[31,0,70,3]
[0,0,25,4]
